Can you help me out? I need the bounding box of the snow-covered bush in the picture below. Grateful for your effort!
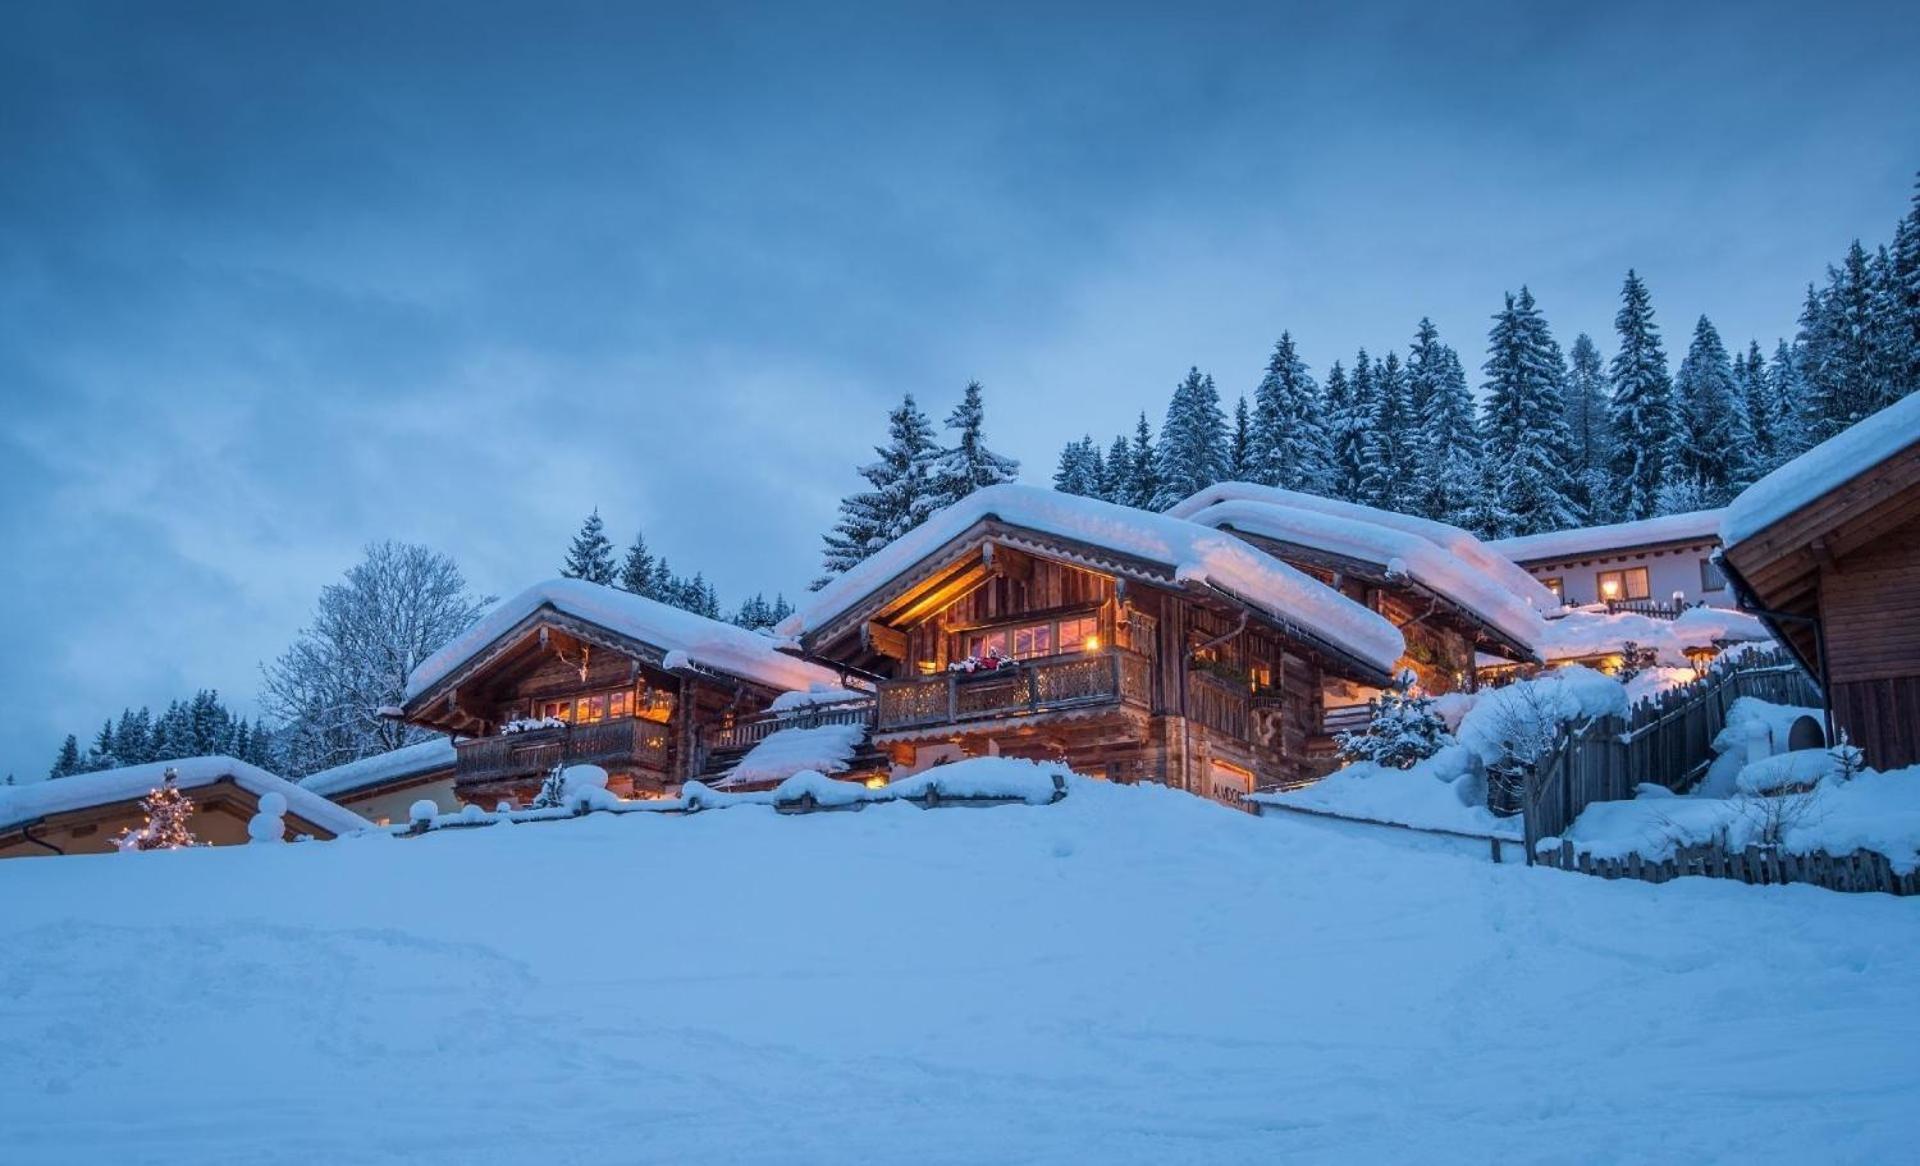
[1455,667,1628,816]
[1335,674,1453,770]
[530,764,618,812]
[408,799,439,824]
[1830,729,1865,783]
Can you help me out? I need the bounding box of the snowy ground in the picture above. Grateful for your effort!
[4,779,1917,1165]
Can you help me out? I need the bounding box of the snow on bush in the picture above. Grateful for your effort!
[1334,674,1453,770]
[408,799,439,824]
[885,757,1068,804]
[1455,666,1628,811]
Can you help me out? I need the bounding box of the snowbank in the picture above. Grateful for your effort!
[407,578,853,701]
[719,723,868,788]
[1488,508,1726,564]
[1255,745,1517,839]
[781,483,1404,676]
[1453,666,1629,768]
[1723,391,1920,546]
[8,767,1917,1165]
[298,737,457,799]
[0,756,371,838]
[1165,481,1562,612]
[1182,497,1545,655]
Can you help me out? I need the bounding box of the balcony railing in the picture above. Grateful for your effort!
[876,649,1152,733]
[455,718,673,784]
[706,698,877,753]
[1186,670,1250,739]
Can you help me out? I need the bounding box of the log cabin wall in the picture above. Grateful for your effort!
[1818,527,1920,769]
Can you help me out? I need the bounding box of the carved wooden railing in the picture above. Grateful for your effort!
[456,718,673,783]
[876,649,1151,732]
[705,698,877,753]
[1186,669,1250,739]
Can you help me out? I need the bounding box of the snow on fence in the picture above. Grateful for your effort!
[705,696,877,752]
[1522,649,1822,865]
[1535,838,1919,896]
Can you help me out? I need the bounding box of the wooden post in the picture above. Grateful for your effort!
[946,672,958,724]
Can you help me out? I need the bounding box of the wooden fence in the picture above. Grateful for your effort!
[1536,838,1918,896]
[1522,648,1822,864]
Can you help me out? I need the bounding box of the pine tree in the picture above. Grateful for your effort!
[1151,368,1229,508]
[1227,396,1252,481]
[1479,288,1580,536]
[49,734,81,779]
[1767,339,1808,459]
[1607,270,1676,520]
[1415,341,1482,526]
[1360,350,1413,512]
[1563,333,1613,520]
[1671,315,1754,504]
[1327,354,1374,501]
[1053,436,1105,497]
[85,720,115,772]
[1801,243,1888,441]
[1126,413,1159,509]
[1734,340,1776,473]
[1101,434,1133,503]
[560,509,617,584]
[818,394,940,583]
[1406,318,1445,420]
[928,380,1019,507]
[1246,332,1328,491]
[1891,173,1920,397]
[619,531,656,596]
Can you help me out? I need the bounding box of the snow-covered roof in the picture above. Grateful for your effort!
[1722,391,1920,548]
[780,483,1404,677]
[298,737,458,799]
[715,723,868,789]
[406,579,852,702]
[1165,482,1561,613]
[0,756,372,836]
[1183,498,1544,656]
[1518,605,1771,666]
[1488,509,1726,565]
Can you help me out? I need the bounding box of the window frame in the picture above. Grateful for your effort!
[1699,557,1727,592]
[957,609,1105,663]
[1596,566,1650,601]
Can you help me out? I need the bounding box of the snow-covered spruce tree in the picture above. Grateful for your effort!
[1414,339,1483,526]
[1246,332,1328,491]
[1800,243,1890,442]
[817,394,940,584]
[262,542,493,778]
[1671,315,1754,505]
[114,769,198,851]
[1733,340,1777,475]
[1151,367,1229,509]
[1053,436,1105,497]
[559,509,616,584]
[1325,356,1372,501]
[928,380,1019,508]
[1891,173,1920,398]
[1125,413,1159,509]
[1360,350,1414,512]
[1563,333,1614,521]
[1479,288,1580,537]
[1228,395,1252,482]
[1766,338,1809,458]
[1406,318,1445,420]
[1100,434,1133,503]
[48,734,80,779]
[1607,270,1676,521]
[1334,674,1452,770]
[619,531,656,596]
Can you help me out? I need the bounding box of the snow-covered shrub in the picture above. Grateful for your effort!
[1830,729,1865,783]
[1335,674,1453,770]
[408,799,439,824]
[531,764,617,812]
[1455,667,1628,816]
[530,765,569,809]
[1614,641,1658,684]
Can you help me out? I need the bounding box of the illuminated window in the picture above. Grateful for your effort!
[1596,567,1649,601]
[1699,558,1726,591]
[609,690,632,719]
[539,700,572,723]
[963,614,1104,661]
[964,629,1010,659]
[1541,577,1564,602]
[579,694,608,724]
[1058,616,1098,653]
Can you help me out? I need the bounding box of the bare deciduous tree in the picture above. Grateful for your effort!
[262,542,492,777]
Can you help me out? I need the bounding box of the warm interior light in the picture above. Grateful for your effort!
[864,776,888,790]
[1084,635,1101,652]
[917,660,938,675]
[1600,578,1621,599]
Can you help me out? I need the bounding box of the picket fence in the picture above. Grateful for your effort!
[1535,838,1919,896]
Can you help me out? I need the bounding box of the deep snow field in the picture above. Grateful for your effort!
[4,778,1917,1165]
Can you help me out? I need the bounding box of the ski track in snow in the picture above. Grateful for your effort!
[2,780,1916,1164]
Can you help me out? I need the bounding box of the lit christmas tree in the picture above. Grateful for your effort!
[114,768,199,851]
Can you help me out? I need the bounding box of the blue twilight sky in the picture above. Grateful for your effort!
[2,1,1917,779]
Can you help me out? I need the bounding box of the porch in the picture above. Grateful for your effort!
[454,718,674,785]
[875,648,1152,733]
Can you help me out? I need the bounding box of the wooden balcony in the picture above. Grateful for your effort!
[876,649,1152,733]
[1186,670,1251,739]
[706,698,877,753]
[455,718,673,785]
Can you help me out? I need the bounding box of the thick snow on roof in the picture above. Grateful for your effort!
[1488,509,1726,564]
[0,756,372,836]
[716,723,868,789]
[1166,482,1560,613]
[1523,605,1771,666]
[780,484,1404,676]
[1723,391,1920,548]
[299,737,458,799]
[407,579,851,701]
[1185,498,1544,655]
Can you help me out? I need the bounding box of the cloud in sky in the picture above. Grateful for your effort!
[2,0,1917,777]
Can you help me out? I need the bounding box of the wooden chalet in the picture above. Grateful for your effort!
[397,579,856,805]
[0,757,369,859]
[1720,393,1920,771]
[1167,488,1545,694]
[781,485,1405,802]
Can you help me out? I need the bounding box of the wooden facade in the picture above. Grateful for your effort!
[399,608,805,805]
[796,520,1396,803]
[1721,438,1920,771]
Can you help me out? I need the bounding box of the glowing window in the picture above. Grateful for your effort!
[1596,567,1649,600]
